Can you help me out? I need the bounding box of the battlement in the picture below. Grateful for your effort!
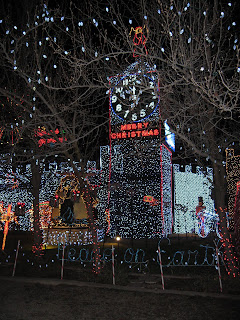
[226,148,235,159]
[173,164,213,176]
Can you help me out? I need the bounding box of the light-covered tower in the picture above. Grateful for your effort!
[98,58,172,239]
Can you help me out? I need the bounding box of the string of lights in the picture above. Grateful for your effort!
[233,181,240,257]
[226,149,240,230]
[173,164,215,234]
[0,155,219,242]
[56,243,224,267]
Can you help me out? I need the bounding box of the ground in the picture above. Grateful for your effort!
[0,277,239,320]
[1,234,240,319]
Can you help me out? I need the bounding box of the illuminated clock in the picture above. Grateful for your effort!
[110,73,159,122]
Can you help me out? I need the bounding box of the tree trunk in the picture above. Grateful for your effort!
[74,168,101,274]
[83,188,101,274]
[31,160,43,256]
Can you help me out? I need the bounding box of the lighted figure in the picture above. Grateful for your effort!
[196,196,206,215]
[0,126,21,145]
[129,26,149,57]
[5,172,19,190]
[1,204,18,251]
[35,126,67,147]
[51,174,89,226]
[39,202,52,228]
[143,195,159,206]
[0,127,4,140]
[105,208,111,234]
[195,197,220,238]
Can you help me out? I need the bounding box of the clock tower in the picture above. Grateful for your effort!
[110,69,159,123]
[103,59,172,239]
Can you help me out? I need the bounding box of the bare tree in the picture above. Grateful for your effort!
[0,2,109,270]
[148,0,240,275]
[0,0,240,274]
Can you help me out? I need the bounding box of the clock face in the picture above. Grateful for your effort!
[110,73,159,122]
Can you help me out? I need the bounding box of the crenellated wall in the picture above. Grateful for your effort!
[173,164,215,234]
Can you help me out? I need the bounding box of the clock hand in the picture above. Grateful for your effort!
[130,102,136,109]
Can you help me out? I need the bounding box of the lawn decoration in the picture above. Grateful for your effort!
[51,174,88,226]
[112,245,115,285]
[143,195,160,206]
[35,127,67,148]
[195,196,220,238]
[1,204,16,251]
[129,26,149,57]
[12,240,20,277]
[196,209,221,238]
[234,181,240,257]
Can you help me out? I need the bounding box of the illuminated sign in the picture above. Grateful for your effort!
[111,122,160,140]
